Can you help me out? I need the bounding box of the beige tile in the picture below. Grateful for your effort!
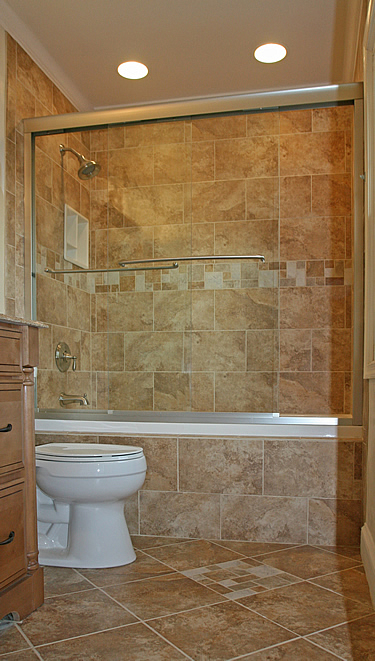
[179,437,263,494]
[280,329,311,371]
[19,589,136,646]
[307,613,375,659]
[105,226,154,267]
[107,372,153,410]
[280,286,346,329]
[239,581,372,636]
[312,106,353,132]
[125,332,183,371]
[125,120,185,147]
[105,572,222,620]
[36,196,64,255]
[215,289,278,330]
[279,372,345,415]
[15,81,35,133]
[215,372,277,412]
[92,332,124,371]
[122,184,184,226]
[187,330,246,371]
[215,137,279,180]
[191,372,215,411]
[247,112,280,136]
[140,491,220,538]
[36,274,67,326]
[154,143,192,184]
[191,180,246,223]
[154,372,191,411]
[150,600,294,660]
[192,115,247,141]
[247,330,279,371]
[38,622,187,661]
[246,177,279,220]
[280,132,346,176]
[154,290,191,331]
[311,568,373,606]
[316,545,362,562]
[312,173,352,216]
[221,495,307,544]
[264,440,354,498]
[67,285,91,332]
[137,436,178,490]
[280,216,346,260]
[191,141,215,180]
[312,329,352,371]
[108,146,153,188]
[280,175,311,218]
[308,498,362,546]
[280,109,312,133]
[259,545,361,579]
[108,292,153,332]
[215,219,278,262]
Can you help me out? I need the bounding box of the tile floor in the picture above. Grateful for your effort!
[1,538,374,660]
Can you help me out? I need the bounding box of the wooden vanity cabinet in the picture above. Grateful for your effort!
[0,320,44,621]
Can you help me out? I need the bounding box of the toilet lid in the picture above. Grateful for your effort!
[35,442,144,462]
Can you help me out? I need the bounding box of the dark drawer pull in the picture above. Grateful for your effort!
[0,423,12,433]
[0,531,15,546]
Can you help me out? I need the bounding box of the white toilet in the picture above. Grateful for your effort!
[35,442,147,569]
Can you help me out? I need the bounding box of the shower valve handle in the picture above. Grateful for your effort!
[63,351,77,371]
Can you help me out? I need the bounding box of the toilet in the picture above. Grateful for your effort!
[35,442,147,569]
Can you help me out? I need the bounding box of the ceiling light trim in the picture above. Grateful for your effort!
[0,0,93,111]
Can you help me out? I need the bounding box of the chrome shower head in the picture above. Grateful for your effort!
[59,144,101,180]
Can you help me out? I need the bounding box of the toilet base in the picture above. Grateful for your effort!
[38,500,136,569]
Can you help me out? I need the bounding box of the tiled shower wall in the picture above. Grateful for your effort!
[5,30,353,416]
[91,106,352,414]
[5,33,78,320]
[36,432,363,545]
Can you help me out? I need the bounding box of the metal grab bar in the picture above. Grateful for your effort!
[44,254,265,276]
[118,255,266,267]
[44,264,179,275]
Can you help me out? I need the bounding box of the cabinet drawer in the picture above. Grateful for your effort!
[0,329,22,374]
[0,387,23,474]
[0,483,26,590]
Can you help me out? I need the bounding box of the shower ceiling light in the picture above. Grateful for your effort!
[117,61,148,79]
[254,43,287,63]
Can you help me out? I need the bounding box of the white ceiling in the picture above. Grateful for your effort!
[0,0,365,112]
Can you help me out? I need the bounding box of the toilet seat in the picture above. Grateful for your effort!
[35,442,144,462]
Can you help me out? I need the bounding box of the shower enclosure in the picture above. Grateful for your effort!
[24,84,364,422]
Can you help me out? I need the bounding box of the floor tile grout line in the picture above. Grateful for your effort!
[225,636,303,661]
[229,598,303,639]
[142,597,232,625]
[304,576,375,609]
[301,635,348,660]
[132,536,199,551]
[32,621,144,650]
[303,610,375,638]
[141,620,196,661]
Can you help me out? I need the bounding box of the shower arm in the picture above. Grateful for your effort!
[44,255,265,276]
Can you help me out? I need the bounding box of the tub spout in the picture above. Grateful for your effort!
[59,392,89,407]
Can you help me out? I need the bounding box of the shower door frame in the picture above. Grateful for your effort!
[23,82,364,425]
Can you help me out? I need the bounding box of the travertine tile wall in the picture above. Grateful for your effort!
[5,34,78,320]
[87,105,353,414]
[36,432,363,545]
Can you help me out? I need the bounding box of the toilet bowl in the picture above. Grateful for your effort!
[35,442,147,569]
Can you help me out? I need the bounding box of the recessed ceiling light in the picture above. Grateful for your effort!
[254,43,287,63]
[117,61,148,79]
